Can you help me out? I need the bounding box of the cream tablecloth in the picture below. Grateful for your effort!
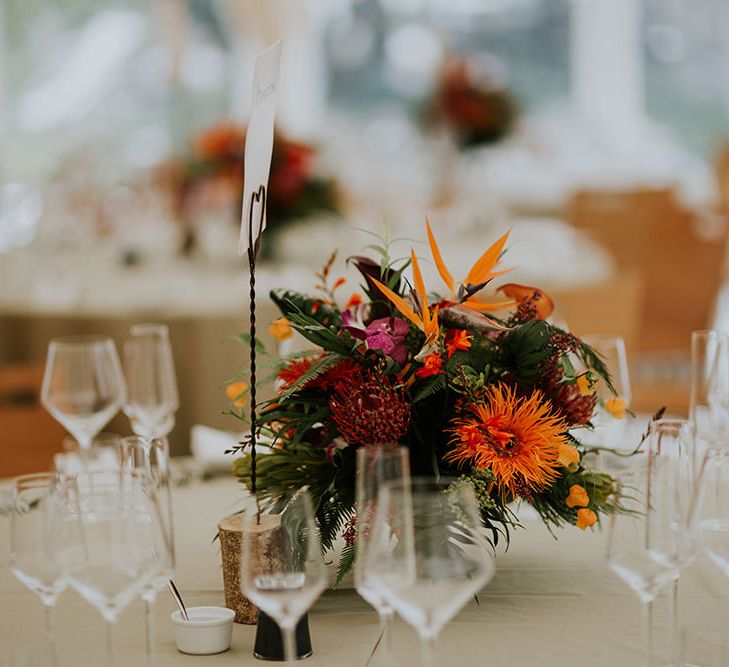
[2,476,729,666]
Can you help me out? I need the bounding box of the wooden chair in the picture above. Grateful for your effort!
[565,188,728,352]
[0,363,66,477]
[550,271,643,354]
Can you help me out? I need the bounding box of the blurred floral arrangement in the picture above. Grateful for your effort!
[228,221,624,581]
[157,122,340,254]
[427,56,517,149]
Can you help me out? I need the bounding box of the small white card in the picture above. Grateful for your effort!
[239,38,283,256]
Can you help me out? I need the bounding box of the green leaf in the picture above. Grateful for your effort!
[231,333,267,354]
[335,542,356,587]
[276,353,344,401]
[412,375,446,403]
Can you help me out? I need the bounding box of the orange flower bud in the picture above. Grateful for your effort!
[268,317,293,341]
[225,381,248,408]
[558,444,580,472]
[576,508,597,530]
[605,397,627,420]
[565,484,589,508]
[576,374,594,397]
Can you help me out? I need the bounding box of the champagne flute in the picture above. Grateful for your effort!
[606,440,682,667]
[242,488,327,665]
[365,478,495,667]
[54,470,165,667]
[41,335,126,451]
[690,330,729,455]
[123,324,179,441]
[8,474,66,665]
[119,436,175,661]
[354,445,410,665]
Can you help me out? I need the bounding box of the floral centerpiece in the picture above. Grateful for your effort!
[228,221,624,582]
[157,122,339,255]
[427,56,517,149]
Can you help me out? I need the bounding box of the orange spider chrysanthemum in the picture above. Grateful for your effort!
[446,383,569,497]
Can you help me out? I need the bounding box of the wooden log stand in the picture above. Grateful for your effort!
[218,512,283,624]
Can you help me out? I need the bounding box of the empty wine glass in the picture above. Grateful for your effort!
[41,335,126,450]
[9,474,66,665]
[123,324,179,441]
[354,446,410,664]
[606,440,682,667]
[365,478,494,667]
[690,330,729,455]
[54,470,165,667]
[648,419,699,663]
[583,335,631,449]
[242,488,327,665]
[583,334,632,408]
[692,449,729,592]
[119,436,175,661]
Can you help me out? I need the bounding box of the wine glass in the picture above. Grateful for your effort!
[41,335,126,450]
[122,324,179,441]
[583,334,632,450]
[54,470,165,667]
[648,419,699,663]
[242,488,327,665]
[364,478,495,667]
[354,445,410,664]
[53,433,122,476]
[606,440,682,667]
[8,474,66,665]
[690,330,729,455]
[119,435,175,661]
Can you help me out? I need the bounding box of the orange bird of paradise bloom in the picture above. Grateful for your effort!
[425,218,515,313]
[372,249,440,349]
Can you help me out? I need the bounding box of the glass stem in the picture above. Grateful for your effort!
[420,633,437,667]
[366,609,393,666]
[281,625,297,666]
[669,578,679,663]
[106,619,115,667]
[382,610,393,657]
[643,600,654,667]
[143,595,156,663]
[44,604,57,667]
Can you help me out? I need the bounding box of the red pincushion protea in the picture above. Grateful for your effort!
[329,372,410,447]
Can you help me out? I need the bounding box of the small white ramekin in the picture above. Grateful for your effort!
[171,606,235,655]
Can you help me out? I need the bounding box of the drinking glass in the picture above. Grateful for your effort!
[242,488,327,665]
[647,419,699,662]
[119,436,175,660]
[54,470,165,667]
[123,324,179,440]
[354,446,410,664]
[583,335,631,449]
[690,330,729,454]
[606,439,682,667]
[8,474,66,665]
[583,334,632,408]
[41,335,126,450]
[53,433,122,476]
[365,478,495,667]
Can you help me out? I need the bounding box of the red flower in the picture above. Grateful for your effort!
[416,352,444,379]
[345,293,363,310]
[329,372,410,446]
[277,358,315,391]
[446,329,472,358]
